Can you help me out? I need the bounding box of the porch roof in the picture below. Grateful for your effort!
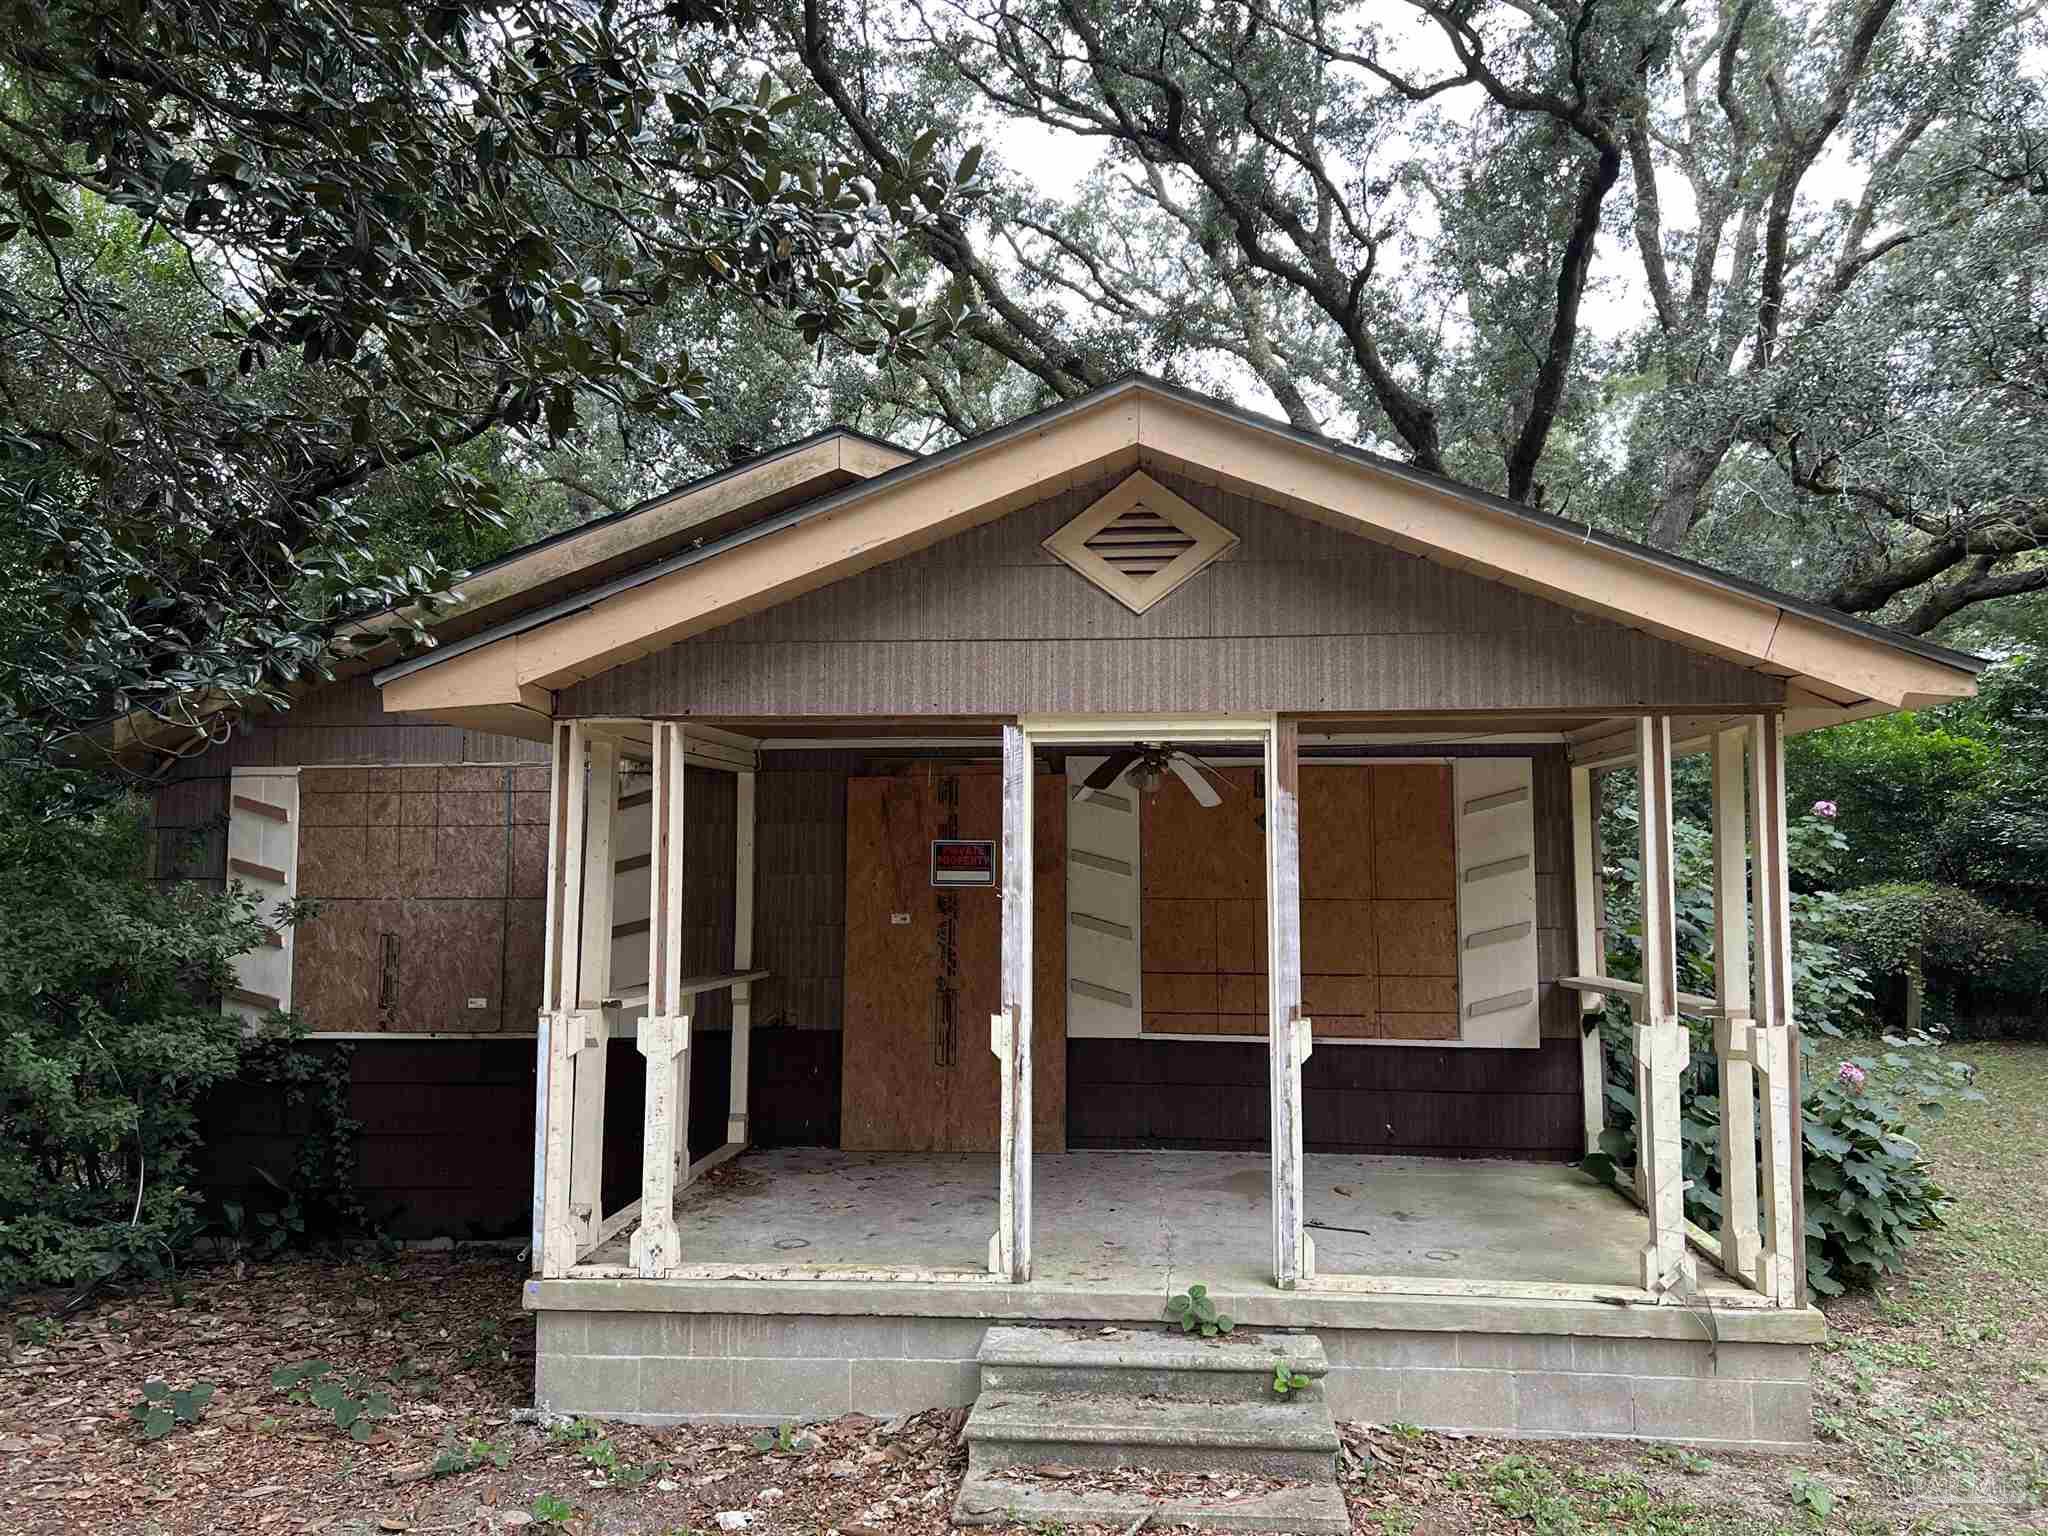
[374,376,1983,737]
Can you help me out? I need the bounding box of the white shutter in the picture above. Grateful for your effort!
[1454,757,1541,1049]
[223,768,299,1024]
[1064,756,1143,1038]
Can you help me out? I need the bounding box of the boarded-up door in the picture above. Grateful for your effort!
[841,768,1066,1152]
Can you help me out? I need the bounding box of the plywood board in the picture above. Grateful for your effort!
[1214,898,1268,974]
[1139,765,1262,898]
[1303,974,1379,1015]
[1140,899,1217,972]
[1378,975,1459,1012]
[1300,766,1374,899]
[1143,972,1221,1013]
[1301,899,1376,975]
[1372,764,1455,898]
[1217,972,1268,1016]
[1142,1013,1225,1035]
[1031,771,1069,1153]
[1381,1013,1460,1040]
[1374,899,1457,976]
[840,775,947,1150]
[840,768,1067,1153]
[945,770,1006,1152]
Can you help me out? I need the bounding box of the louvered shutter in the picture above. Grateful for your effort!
[1453,757,1541,1048]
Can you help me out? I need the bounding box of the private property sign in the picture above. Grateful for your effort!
[929,838,997,888]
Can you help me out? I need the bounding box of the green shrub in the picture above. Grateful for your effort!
[0,774,309,1292]
[1831,881,2048,1033]
[1589,1023,1972,1296]
[1800,1049,1953,1294]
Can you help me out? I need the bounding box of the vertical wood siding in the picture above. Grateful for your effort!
[561,470,1786,719]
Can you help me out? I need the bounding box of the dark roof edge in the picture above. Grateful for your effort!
[376,376,1984,689]
[451,424,915,587]
[1122,374,1984,677]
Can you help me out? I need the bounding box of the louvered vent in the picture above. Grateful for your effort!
[1043,471,1239,614]
[1081,503,1199,579]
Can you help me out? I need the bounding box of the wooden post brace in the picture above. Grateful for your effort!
[630,1013,691,1277]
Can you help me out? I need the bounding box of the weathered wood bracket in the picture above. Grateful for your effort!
[631,1012,692,1276]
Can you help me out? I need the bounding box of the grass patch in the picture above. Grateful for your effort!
[1810,1037,2048,1515]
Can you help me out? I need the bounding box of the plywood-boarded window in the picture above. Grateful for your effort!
[1066,754,1541,1047]
[1136,762,1461,1043]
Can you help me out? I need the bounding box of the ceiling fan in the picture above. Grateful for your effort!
[1073,744,1232,808]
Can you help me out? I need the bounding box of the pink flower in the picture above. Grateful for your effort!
[1812,800,1838,818]
[1837,1061,1867,1092]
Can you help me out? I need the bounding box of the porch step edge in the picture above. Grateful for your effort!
[952,1471,1349,1536]
[964,1390,1339,1480]
[977,1324,1327,1377]
[981,1361,1324,1403]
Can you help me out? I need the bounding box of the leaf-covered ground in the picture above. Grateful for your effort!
[2,1040,2043,1536]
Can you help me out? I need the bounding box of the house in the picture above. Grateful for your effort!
[159,377,1981,1450]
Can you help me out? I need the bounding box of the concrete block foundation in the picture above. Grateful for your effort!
[529,1280,1820,1451]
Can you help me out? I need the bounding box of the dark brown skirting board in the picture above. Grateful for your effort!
[1065,1036,1582,1159]
[194,1028,840,1241]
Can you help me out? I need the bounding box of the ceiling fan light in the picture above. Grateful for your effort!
[1128,760,1164,794]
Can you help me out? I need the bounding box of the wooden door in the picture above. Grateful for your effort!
[841,768,1066,1152]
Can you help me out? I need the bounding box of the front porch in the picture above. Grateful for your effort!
[508,704,1827,1449]
[576,1148,1763,1300]
[529,1145,1819,1446]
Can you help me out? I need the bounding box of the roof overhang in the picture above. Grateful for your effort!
[93,429,913,765]
[375,380,1983,734]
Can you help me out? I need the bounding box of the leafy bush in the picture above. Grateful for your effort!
[1165,1281,1234,1336]
[1831,882,2048,1036]
[0,774,300,1291]
[1788,651,2048,923]
[1590,1023,1972,1296]
[130,1378,215,1439]
[1801,1049,1954,1295]
[1599,789,1873,1029]
[271,1360,393,1442]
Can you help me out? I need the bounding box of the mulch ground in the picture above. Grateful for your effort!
[0,1249,1702,1536]
[0,1243,1515,1536]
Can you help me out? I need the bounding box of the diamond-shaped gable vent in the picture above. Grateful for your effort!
[1043,471,1239,615]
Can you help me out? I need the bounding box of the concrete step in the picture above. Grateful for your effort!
[977,1324,1328,1402]
[962,1389,1340,1481]
[953,1468,1350,1536]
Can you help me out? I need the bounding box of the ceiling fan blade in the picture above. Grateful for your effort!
[1168,753,1225,808]
[1075,749,1141,801]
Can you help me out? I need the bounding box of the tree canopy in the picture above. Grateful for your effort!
[0,0,971,791]
[773,0,2048,638]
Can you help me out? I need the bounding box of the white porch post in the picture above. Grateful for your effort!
[1711,726,1765,1289]
[1569,764,1605,1154]
[1634,716,1696,1298]
[632,722,692,1276]
[567,735,620,1253]
[992,723,1033,1282]
[727,768,757,1147]
[1750,713,1804,1305]
[1266,717,1309,1288]
[537,721,599,1277]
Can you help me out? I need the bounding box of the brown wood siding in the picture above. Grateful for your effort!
[1065,1034,1585,1159]
[167,677,549,778]
[561,471,1786,719]
[750,759,848,1033]
[195,1030,839,1240]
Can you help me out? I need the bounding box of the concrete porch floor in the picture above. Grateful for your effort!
[585,1149,1748,1299]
